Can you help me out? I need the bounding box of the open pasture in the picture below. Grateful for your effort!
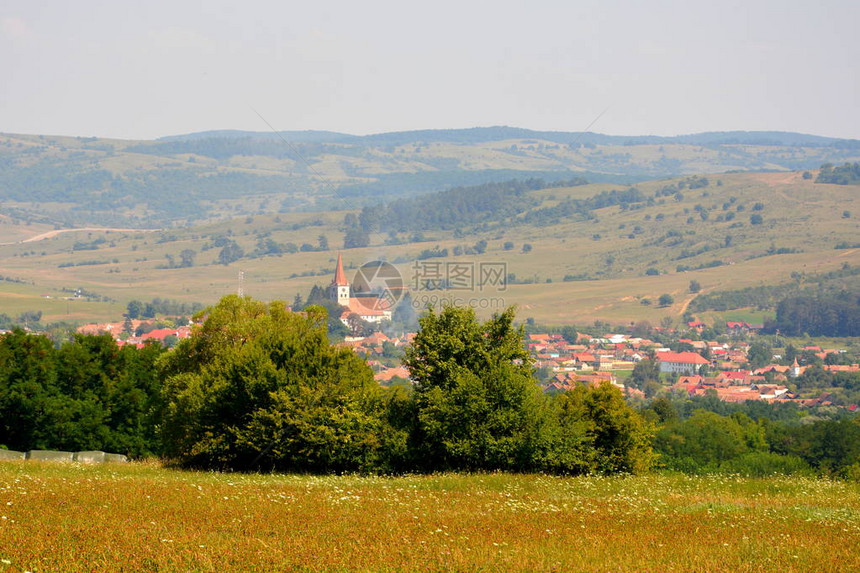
[0,461,858,571]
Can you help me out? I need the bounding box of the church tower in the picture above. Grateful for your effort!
[331,253,350,307]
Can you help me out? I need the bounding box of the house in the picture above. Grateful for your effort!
[655,350,710,375]
[726,322,752,337]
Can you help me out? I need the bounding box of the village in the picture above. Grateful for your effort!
[70,253,860,410]
[75,314,859,412]
[337,324,857,408]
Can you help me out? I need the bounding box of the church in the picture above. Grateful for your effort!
[330,253,393,324]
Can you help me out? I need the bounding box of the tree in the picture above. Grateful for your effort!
[0,329,58,450]
[317,235,329,251]
[403,306,550,471]
[654,410,767,472]
[521,243,533,253]
[658,293,674,307]
[0,330,164,456]
[179,249,196,268]
[747,342,772,369]
[630,358,661,389]
[159,296,401,472]
[689,280,701,294]
[750,213,763,225]
[126,300,143,319]
[359,206,379,233]
[553,383,655,474]
[218,240,244,265]
[344,227,370,249]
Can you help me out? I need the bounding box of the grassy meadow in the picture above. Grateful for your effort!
[0,461,858,571]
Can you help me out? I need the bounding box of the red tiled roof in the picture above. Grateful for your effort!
[656,351,709,365]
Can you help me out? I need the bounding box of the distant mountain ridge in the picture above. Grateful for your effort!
[3,126,860,228]
[159,126,860,148]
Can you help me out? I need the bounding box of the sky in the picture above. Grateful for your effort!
[1,0,858,141]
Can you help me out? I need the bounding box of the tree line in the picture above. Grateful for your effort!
[816,162,860,185]
[1,296,858,478]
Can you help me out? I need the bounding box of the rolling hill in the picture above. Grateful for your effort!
[2,127,859,229]
[0,157,858,327]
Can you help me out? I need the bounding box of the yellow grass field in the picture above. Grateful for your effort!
[0,461,858,571]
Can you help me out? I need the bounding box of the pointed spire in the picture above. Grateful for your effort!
[333,253,349,286]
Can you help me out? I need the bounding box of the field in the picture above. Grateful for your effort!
[1,461,858,571]
[0,170,859,327]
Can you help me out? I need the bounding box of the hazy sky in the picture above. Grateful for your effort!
[1,0,858,140]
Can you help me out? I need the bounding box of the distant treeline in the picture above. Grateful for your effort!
[816,162,860,185]
[648,396,860,477]
[0,157,310,223]
[1,297,858,479]
[521,187,647,227]
[378,178,558,232]
[345,178,657,238]
[765,294,860,337]
[126,298,205,319]
[161,127,860,149]
[690,264,860,314]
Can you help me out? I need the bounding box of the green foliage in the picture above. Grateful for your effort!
[552,383,656,474]
[630,358,661,389]
[381,179,545,233]
[816,162,860,184]
[159,296,401,472]
[343,226,370,249]
[0,330,164,456]
[655,410,768,473]
[746,342,772,369]
[403,306,545,471]
[403,306,654,474]
[217,240,244,265]
[770,294,860,337]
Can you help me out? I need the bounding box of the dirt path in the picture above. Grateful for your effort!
[1,227,160,245]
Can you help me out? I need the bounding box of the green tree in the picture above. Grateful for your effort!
[0,329,58,450]
[344,227,370,249]
[658,293,674,307]
[179,249,196,268]
[403,306,550,471]
[655,410,767,473]
[630,358,661,389]
[218,240,244,265]
[553,383,655,474]
[747,342,772,369]
[159,295,401,472]
[126,300,143,319]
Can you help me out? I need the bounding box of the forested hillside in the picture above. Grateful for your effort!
[2,128,859,228]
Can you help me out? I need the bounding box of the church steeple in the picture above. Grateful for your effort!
[331,253,350,306]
